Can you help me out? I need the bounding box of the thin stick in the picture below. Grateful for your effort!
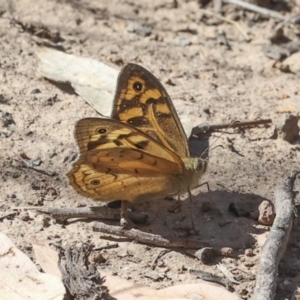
[18,158,55,177]
[192,118,272,135]
[252,171,300,300]
[151,249,171,270]
[93,243,119,251]
[11,206,146,224]
[222,0,287,21]
[199,8,250,41]
[217,263,240,284]
[0,212,17,221]
[273,13,300,33]
[190,269,229,287]
[93,222,210,249]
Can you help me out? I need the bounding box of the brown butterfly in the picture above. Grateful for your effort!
[67,63,207,224]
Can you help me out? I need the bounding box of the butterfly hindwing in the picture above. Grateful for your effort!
[68,157,179,203]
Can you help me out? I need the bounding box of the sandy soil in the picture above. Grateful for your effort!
[1,0,300,299]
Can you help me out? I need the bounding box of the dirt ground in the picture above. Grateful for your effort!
[1,0,300,299]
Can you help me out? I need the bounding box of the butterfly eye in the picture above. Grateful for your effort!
[133,81,143,92]
[91,179,100,185]
[97,128,107,134]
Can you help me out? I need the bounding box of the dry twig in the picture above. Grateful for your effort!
[151,249,171,270]
[93,222,210,249]
[217,263,240,284]
[252,171,300,300]
[190,269,229,287]
[199,8,250,41]
[58,243,109,299]
[19,158,55,177]
[0,212,17,221]
[222,0,287,21]
[12,206,146,224]
[93,243,119,251]
[273,13,300,34]
[192,118,272,135]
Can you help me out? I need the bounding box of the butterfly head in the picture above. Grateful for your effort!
[182,157,207,190]
[193,157,207,173]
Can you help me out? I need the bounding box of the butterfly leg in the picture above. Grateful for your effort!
[167,195,182,214]
[188,188,199,235]
[120,200,128,227]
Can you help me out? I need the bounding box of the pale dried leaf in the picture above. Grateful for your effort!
[0,233,65,300]
[36,46,118,117]
[32,242,61,278]
[35,47,193,137]
[102,271,240,300]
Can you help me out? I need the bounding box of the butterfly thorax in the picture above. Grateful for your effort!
[179,157,207,194]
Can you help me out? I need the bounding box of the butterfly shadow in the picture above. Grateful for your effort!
[189,133,210,160]
[132,189,268,254]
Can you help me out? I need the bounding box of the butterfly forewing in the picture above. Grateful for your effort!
[73,118,184,166]
[111,63,190,158]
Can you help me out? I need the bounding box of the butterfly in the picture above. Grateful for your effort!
[67,63,207,224]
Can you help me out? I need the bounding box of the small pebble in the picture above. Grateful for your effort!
[240,288,248,296]
[258,200,275,225]
[31,88,41,94]
[275,114,299,143]
[117,249,128,258]
[127,257,141,264]
[127,22,152,37]
[27,210,38,219]
[144,271,164,281]
[157,261,166,268]
[245,249,254,257]
[19,211,30,221]
[173,37,191,47]
[220,247,234,257]
[35,214,51,228]
[193,247,214,263]
[244,261,255,267]
[91,252,106,263]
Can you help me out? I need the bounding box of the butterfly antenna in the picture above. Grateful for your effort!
[199,120,239,159]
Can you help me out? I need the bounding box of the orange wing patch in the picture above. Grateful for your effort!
[112,63,190,157]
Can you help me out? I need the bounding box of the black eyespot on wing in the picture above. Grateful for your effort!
[97,128,107,134]
[91,179,100,185]
[133,81,143,92]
